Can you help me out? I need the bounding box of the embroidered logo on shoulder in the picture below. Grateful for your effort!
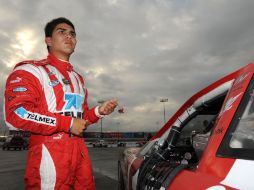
[49,80,60,87]
[13,87,27,92]
[10,77,22,84]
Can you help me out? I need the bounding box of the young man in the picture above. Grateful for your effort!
[4,17,118,190]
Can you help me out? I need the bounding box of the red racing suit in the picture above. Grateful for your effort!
[4,54,100,190]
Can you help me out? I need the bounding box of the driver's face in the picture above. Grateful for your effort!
[46,23,77,59]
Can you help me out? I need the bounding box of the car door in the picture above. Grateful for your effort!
[132,64,254,190]
[169,64,254,190]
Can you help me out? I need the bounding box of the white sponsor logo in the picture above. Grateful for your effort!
[10,77,22,83]
[53,134,63,140]
[14,107,56,126]
[219,93,242,116]
[234,73,249,86]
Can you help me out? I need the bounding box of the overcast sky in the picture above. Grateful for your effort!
[1,0,254,133]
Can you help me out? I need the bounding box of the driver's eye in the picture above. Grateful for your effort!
[70,32,76,38]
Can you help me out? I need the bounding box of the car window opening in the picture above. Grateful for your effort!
[136,91,228,190]
[218,76,254,160]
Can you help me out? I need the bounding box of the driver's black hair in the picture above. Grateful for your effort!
[44,17,75,37]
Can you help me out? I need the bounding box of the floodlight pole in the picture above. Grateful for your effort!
[160,98,168,124]
[98,100,105,139]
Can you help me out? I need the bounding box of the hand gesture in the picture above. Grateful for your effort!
[98,99,118,115]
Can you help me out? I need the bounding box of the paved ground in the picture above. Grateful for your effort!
[0,147,125,190]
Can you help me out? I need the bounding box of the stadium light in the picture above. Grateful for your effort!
[160,98,168,124]
[98,100,105,139]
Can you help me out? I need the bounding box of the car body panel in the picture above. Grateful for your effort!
[119,63,254,190]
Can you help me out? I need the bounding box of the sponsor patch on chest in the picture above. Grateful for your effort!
[13,87,27,92]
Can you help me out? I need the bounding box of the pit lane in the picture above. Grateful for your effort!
[0,147,125,190]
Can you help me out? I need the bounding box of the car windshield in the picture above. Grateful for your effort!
[230,88,254,149]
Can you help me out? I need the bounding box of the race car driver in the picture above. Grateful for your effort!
[4,17,118,190]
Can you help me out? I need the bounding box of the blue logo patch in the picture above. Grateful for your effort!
[13,87,27,92]
[64,93,84,110]
[14,107,28,118]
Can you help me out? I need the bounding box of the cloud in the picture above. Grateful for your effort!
[1,0,254,133]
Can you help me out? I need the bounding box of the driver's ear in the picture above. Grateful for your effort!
[45,37,52,47]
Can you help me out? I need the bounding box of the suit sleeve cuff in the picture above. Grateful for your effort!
[95,106,105,118]
[69,118,73,133]
[56,114,73,133]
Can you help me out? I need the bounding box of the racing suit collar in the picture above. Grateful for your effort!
[47,53,73,72]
